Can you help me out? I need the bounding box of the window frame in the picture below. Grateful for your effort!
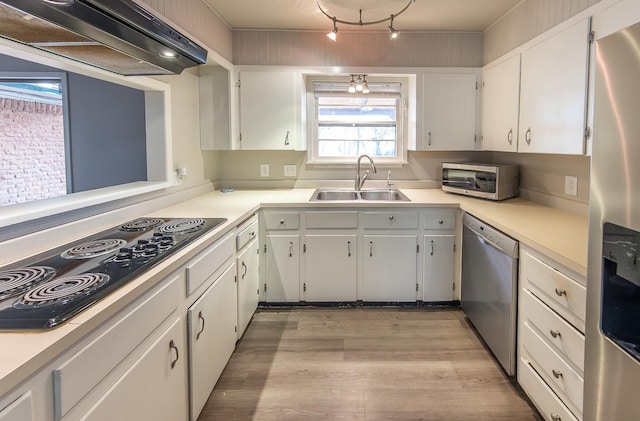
[306,76,409,165]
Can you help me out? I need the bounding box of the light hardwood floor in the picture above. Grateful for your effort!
[198,307,542,421]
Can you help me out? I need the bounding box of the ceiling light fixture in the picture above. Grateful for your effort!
[348,74,369,94]
[318,0,414,41]
[348,75,356,93]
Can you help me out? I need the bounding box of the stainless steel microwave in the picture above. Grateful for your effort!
[441,162,519,201]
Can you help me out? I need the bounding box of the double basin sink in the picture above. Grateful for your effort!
[310,188,410,201]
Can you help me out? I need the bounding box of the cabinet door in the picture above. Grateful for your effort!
[237,238,260,337]
[81,317,188,421]
[304,234,357,302]
[0,393,32,421]
[481,54,520,152]
[422,73,477,150]
[423,235,455,301]
[239,71,299,150]
[362,235,417,302]
[265,234,300,302]
[518,18,590,154]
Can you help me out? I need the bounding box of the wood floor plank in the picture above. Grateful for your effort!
[197,308,542,421]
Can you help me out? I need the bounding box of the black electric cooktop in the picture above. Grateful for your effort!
[0,217,226,330]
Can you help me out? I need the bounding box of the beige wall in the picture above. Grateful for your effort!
[483,0,601,64]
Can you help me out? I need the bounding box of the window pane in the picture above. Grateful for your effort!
[318,97,396,122]
[318,141,397,157]
[318,124,397,141]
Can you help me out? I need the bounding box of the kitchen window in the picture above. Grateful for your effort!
[308,78,407,164]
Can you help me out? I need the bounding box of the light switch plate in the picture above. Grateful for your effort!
[284,164,297,177]
[565,175,578,196]
[260,164,270,177]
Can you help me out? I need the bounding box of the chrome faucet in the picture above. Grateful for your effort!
[355,154,377,191]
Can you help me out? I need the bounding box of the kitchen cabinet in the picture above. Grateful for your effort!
[238,70,306,150]
[236,216,260,338]
[518,18,591,155]
[362,234,418,301]
[303,211,358,302]
[421,210,457,302]
[80,317,188,421]
[518,246,586,420]
[422,72,478,151]
[187,263,237,421]
[304,234,357,302]
[480,54,520,152]
[262,211,301,302]
[199,65,232,150]
[0,393,32,421]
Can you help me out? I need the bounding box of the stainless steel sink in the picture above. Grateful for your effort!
[310,188,410,201]
[359,190,410,201]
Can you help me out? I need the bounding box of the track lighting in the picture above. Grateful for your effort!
[327,17,338,41]
[318,0,413,42]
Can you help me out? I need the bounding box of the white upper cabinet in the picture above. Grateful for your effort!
[518,18,591,155]
[481,54,521,152]
[238,70,306,150]
[199,65,232,150]
[422,72,478,150]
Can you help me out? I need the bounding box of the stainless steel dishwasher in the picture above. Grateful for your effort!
[461,213,518,376]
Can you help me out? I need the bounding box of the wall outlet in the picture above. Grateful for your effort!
[565,175,578,196]
[260,163,270,177]
[284,164,297,177]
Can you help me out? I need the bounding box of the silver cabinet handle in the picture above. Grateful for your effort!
[525,127,532,145]
[169,340,179,369]
[389,215,394,221]
[430,240,434,256]
[280,220,285,225]
[438,219,444,225]
[369,241,373,257]
[507,129,513,145]
[550,329,561,339]
[555,288,566,296]
[550,414,561,421]
[552,369,563,379]
[284,130,290,146]
[347,241,351,257]
[428,131,432,146]
[242,261,247,279]
[289,242,293,257]
[196,311,205,340]
[248,231,256,240]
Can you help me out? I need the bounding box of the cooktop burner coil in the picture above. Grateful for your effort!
[156,218,206,235]
[120,218,164,232]
[0,266,56,299]
[61,239,128,259]
[15,273,110,309]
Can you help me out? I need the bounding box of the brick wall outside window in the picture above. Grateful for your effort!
[0,98,67,206]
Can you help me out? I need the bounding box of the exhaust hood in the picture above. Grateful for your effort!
[0,0,207,75]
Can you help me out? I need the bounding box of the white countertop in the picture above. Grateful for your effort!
[0,188,588,398]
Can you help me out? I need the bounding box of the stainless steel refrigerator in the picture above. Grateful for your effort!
[585,20,640,421]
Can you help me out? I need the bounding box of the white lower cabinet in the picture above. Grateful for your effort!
[264,234,300,302]
[362,234,418,301]
[422,234,455,301]
[81,317,188,421]
[237,238,259,337]
[518,246,586,420]
[188,263,237,421]
[304,234,357,301]
[0,393,32,421]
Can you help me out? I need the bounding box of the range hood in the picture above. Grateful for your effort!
[0,0,207,75]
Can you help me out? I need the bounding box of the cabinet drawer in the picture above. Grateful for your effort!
[519,358,579,421]
[186,231,234,296]
[236,217,258,251]
[522,251,586,332]
[305,211,358,229]
[522,289,585,373]
[522,322,583,417]
[263,212,300,230]
[0,392,32,421]
[423,210,456,230]
[362,211,418,229]
[53,275,180,420]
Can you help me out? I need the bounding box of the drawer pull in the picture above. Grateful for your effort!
[552,369,563,379]
[370,241,374,257]
[549,329,561,339]
[280,220,285,225]
[554,288,567,296]
[550,413,561,421]
[438,219,444,224]
[196,311,206,340]
[347,241,351,257]
[169,340,179,369]
[430,240,434,256]
[389,215,394,221]
[289,242,293,257]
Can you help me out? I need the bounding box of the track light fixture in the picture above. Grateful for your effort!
[348,75,369,94]
[318,0,414,41]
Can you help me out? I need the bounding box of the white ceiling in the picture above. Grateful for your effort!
[204,0,521,32]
